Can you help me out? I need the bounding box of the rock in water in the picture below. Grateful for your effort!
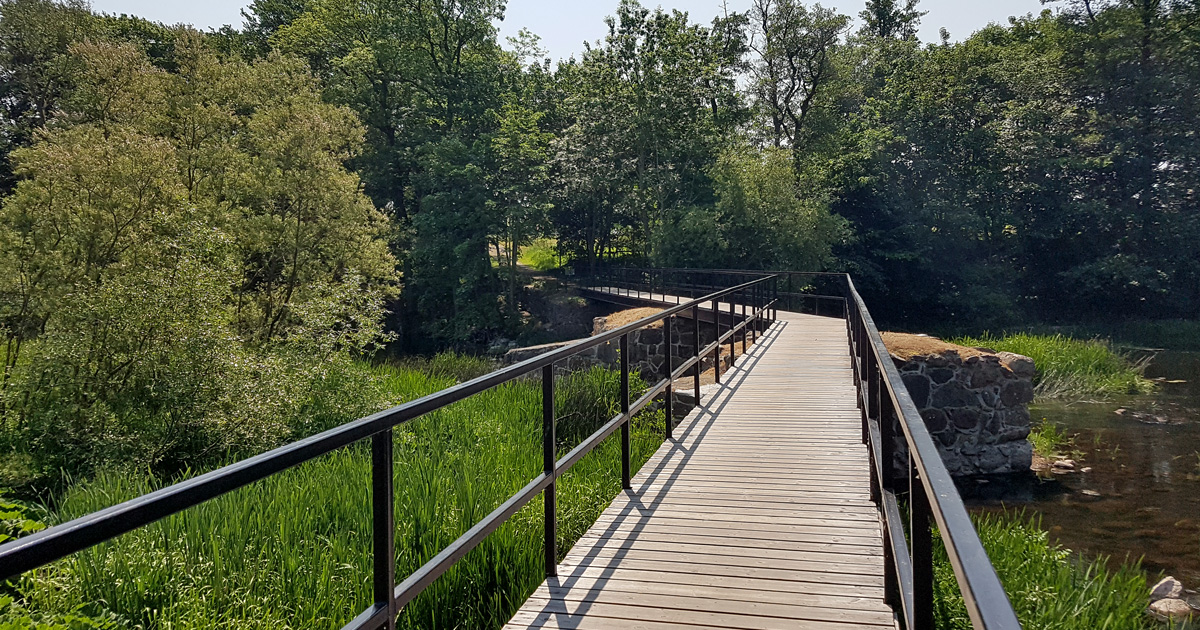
[1148,598,1193,622]
[1150,576,1184,602]
[1052,459,1077,470]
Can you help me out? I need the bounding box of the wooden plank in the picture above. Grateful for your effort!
[533,575,890,612]
[506,311,893,629]
[547,562,885,598]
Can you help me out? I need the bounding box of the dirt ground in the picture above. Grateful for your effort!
[598,307,666,331]
[881,331,989,360]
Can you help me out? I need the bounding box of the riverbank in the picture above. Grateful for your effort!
[951,332,1155,400]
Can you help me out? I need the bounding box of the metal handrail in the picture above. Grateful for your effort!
[588,267,1022,630]
[0,273,779,630]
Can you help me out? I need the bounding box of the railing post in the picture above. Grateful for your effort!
[542,364,557,577]
[728,299,735,362]
[757,281,763,337]
[371,429,397,630]
[740,295,747,354]
[664,316,674,440]
[692,304,701,404]
[911,465,934,630]
[620,334,631,489]
[773,276,778,321]
[712,298,721,384]
[879,376,894,492]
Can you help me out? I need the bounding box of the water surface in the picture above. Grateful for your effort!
[961,351,1200,590]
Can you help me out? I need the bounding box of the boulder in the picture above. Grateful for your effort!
[1148,598,1194,622]
[1150,576,1184,602]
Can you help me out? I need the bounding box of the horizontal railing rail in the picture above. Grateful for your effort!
[582,267,1022,630]
[0,273,779,630]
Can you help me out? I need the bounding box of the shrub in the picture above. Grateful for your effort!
[0,39,396,486]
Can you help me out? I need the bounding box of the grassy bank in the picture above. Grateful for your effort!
[517,239,563,272]
[935,513,1153,629]
[951,333,1154,400]
[2,361,664,629]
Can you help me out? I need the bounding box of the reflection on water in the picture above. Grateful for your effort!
[960,351,1200,588]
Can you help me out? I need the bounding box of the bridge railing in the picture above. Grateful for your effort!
[583,267,1022,630]
[0,275,779,630]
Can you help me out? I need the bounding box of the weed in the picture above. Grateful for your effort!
[1028,420,1075,460]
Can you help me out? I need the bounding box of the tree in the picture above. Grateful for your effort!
[859,0,926,39]
[749,0,850,161]
[0,35,396,479]
[552,0,747,269]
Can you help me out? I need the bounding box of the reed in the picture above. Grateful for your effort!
[935,512,1154,630]
[6,363,663,629]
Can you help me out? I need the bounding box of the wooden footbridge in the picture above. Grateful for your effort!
[0,270,1021,630]
[508,309,892,629]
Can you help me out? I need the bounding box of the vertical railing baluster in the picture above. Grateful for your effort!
[773,276,778,321]
[741,294,747,354]
[665,316,674,439]
[912,464,934,630]
[620,334,631,489]
[542,364,557,577]
[371,430,397,630]
[692,304,701,404]
[712,297,721,384]
[728,299,735,362]
[878,369,893,490]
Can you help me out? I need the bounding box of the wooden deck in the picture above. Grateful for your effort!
[505,311,894,630]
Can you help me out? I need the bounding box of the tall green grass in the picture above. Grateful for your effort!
[935,513,1153,630]
[517,239,563,272]
[951,333,1154,400]
[1028,419,1074,461]
[5,365,663,629]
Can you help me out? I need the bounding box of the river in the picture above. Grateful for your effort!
[960,351,1200,599]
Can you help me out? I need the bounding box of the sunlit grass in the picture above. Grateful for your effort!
[517,239,563,272]
[952,332,1154,400]
[6,363,663,629]
[935,512,1154,630]
[1028,419,1075,461]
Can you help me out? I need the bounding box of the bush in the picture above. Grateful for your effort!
[951,333,1154,400]
[0,39,396,487]
[935,513,1153,630]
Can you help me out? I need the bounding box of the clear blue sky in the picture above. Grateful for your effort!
[88,0,1050,61]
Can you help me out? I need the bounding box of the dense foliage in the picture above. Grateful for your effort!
[1,0,1194,347]
[0,21,397,487]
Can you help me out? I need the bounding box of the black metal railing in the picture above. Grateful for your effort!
[0,275,779,630]
[581,267,1022,630]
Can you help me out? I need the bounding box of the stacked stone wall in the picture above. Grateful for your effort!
[890,347,1035,476]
